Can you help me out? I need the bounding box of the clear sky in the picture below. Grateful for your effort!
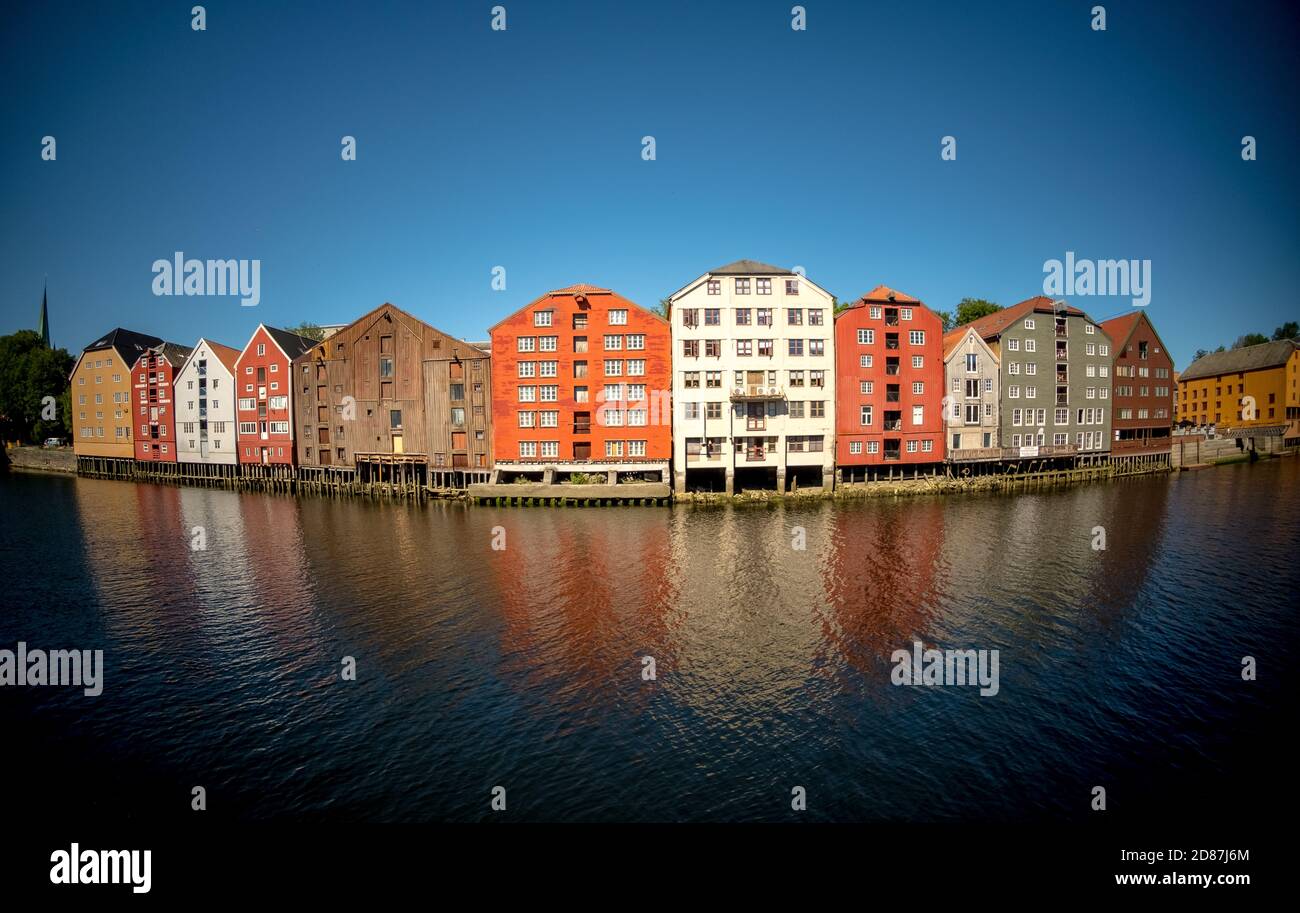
[2,0,1297,369]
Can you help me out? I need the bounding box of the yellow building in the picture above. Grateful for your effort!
[1177,339,1300,444]
[70,328,162,463]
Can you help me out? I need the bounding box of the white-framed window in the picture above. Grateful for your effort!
[1085,323,1096,335]
[540,441,558,458]
[519,441,537,458]
[538,336,558,352]
[912,405,924,425]
[608,309,628,325]
[539,385,558,402]
[518,411,536,428]
[867,441,879,454]
[1025,339,1036,353]
[909,330,925,345]
[627,359,646,376]
[1008,339,1020,351]
[518,361,536,378]
[518,385,537,402]
[604,334,623,350]
[628,440,646,457]
[534,310,553,327]
[539,410,558,428]
[860,405,872,426]
[922,439,933,452]
[539,361,558,377]
[912,355,924,368]
[849,441,862,454]
[1024,318,1035,330]
[859,354,872,368]
[269,421,289,434]
[906,440,918,453]
[604,359,623,376]
[627,334,645,350]
[518,336,536,352]
[860,381,873,394]
[857,328,874,345]
[912,381,924,394]
[869,306,881,319]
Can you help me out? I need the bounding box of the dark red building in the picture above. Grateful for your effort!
[131,342,192,462]
[1099,311,1174,459]
[834,285,945,478]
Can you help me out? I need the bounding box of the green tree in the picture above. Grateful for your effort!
[949,298,1001,330]
[655,299,671,320]
[1272,321,1298,341]
[1193,348,1209,361]
[0,331,74,443]
[288,322,326,341]
[1231,333,1269,349]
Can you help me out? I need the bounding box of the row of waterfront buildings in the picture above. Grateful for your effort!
[68,260,1300,494]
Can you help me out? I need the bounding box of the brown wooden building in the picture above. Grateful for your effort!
[1099,311,1174,461]
[292,303,493,488]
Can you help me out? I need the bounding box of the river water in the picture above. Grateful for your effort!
[2,459,1297,822]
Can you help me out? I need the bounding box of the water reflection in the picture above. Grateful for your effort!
[3,459,1295,822]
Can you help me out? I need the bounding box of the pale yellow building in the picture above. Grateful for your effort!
[70,327,162,461]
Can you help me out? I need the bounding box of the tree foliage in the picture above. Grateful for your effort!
[938,298,1001,332]
[1273,321,1299,341]
[288,322,327,341]
[0,331,74,443]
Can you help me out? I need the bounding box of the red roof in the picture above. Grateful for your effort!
[203,340,243,374]
[1098,312,1142,348]
[959,295,1090,340]
[857,284,919,304]
[548,284,612,296]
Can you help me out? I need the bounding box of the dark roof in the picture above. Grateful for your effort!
[709,259,794,276]
[265,325,318,359]
[159,342,194,369]
[1180,339,1298,380]
[83,327,163,361]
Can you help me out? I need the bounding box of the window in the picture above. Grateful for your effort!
[787,309,803,326]
[604,334,623,350]
[518,411,536,428]
[736,339,753,357]
[786,279,800,295]
[540,441,558,458]
[704,308,720,325]
[627,334,645,350]
[809,340,825,357]
[707,279,720,295]
[1024,318,1035,330]
[912,405,924,425]
[909,330,925,346]
[858,329,875,345]
[849,441,862,454]
[859,355,872,368]
[1008,339,1020,351]
[757,278,771,295]
[539,361,558,377]
[735,308,751,325]
[860,405,873,426]
[788,339,804,357]
[860,381,874,394]
[534,310,553,327]
[608,309,627,325]
[538,336,558,352]
[912,382,925,395]
[735,278,751,295]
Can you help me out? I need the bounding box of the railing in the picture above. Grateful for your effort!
[883,420,903,431]
[949,443,1080,461]
[573,423,591,434]
[885,365,900,376]
[730,384,785,401]
[745,448,767,462]
[885,340,900,350]
[885,392,900,403]
[746,418,766,431]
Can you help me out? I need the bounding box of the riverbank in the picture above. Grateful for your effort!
[3,445,76,475]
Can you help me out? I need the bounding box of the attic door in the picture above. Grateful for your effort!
[380,334,395,399]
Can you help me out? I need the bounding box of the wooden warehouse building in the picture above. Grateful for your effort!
[292,302,493,489]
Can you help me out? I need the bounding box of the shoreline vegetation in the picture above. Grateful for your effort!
[5,444,1293,506]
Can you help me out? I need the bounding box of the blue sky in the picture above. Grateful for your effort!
[2,0,1297,368]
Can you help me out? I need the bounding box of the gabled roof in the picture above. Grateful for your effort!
[708,259,794,276]
[191,338,243,374]
[82,327,163,359]
[959,296,1092,341]
[1179,338,1299,381]
[942,325,999,362]
[856,284,919,304]
[1098,310,1171,360]
[263,325,318,360]
[151,341,194,371]
[488,285,666,335]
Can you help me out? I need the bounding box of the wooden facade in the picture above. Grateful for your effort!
[70,328,163,462]
[292,303,492,485]
[490,285,672,469]
[834,286,945,470]
[1099,311,1174,456]
[235,324,316,466]
[131,342,192,463]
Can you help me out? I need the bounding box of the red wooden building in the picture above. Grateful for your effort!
[235,324,317,466]
[834,286,945,477]
[1098,311,1174,460]
[131,342,193,462]
[488,285,672,477]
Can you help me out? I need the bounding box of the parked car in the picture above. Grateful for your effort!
[42,437,66,448]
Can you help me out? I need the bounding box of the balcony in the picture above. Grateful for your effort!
[745,417,766,431]
[882,420,903,431]
[730,384,785,401]
[572,423,591,435]
[745,447,767,462]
